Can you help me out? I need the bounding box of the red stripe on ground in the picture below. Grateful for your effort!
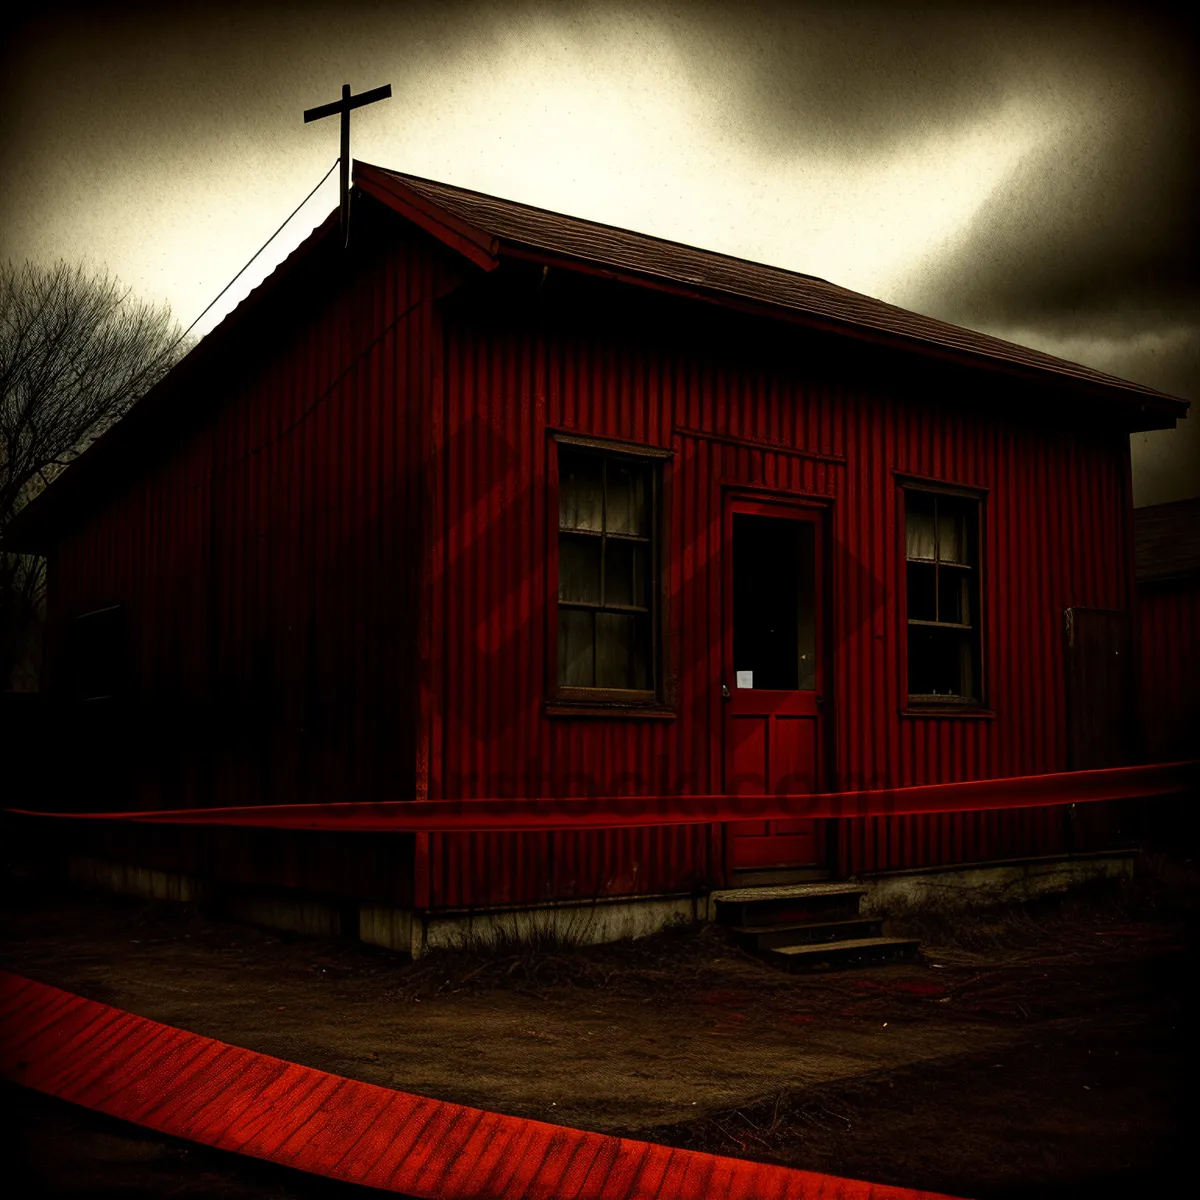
[0,971,965,1200]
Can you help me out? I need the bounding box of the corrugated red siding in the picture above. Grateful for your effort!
[42,218,1140,911]
[426,277,1132,901]
[1138,579,1200,763]
[46,211,444,819]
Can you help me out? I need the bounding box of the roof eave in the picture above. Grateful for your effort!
[355,160,1187,426]
[494,241,1188,429]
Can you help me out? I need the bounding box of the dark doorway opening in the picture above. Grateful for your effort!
[732,513,815,692]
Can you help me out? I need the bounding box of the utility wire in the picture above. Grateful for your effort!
[170,157,341,355]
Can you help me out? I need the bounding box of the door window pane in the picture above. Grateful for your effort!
[733,513,817,691]
[796,521,817,691]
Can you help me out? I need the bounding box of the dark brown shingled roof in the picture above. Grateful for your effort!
[360,162,1187,419]
[1135,498,1200,583]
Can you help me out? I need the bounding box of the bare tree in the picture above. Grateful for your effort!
[0,260,188,690]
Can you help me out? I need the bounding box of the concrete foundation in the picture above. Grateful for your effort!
[63,849,1140,957]
[66,856,346,938]
[857,850,1137,918]
[361,893,705,957]
[359,903,416,956]
[220,890,346,938]
[67,855,204,904]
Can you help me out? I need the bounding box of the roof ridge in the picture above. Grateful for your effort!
[362,160,838,287]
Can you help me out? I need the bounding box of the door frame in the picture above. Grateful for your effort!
[719,485,837,879]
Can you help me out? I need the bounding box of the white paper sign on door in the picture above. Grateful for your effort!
[736,670,753,689]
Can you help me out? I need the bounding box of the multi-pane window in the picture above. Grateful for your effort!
[904,489,982,701]
[556,444,659,697]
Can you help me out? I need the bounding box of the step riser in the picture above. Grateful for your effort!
[728,869,834,889]
[735,920,884,951]
[763,942,919,972]
[717,897,863,927]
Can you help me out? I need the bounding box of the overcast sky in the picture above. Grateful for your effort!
[3,0,1196,503]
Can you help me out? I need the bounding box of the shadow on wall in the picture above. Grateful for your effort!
[439,413,888,764]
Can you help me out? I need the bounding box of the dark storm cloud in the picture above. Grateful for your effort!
[671,3,1199,330]
[4,0,1196,498]
[894,35,1200,334]
[670,2,1017,158]
[674,2,1194,155]
[7,1,1194,203]
[7,0,1195,337]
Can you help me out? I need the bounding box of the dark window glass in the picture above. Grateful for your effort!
[557,608,595,687]
[905,491,936,559]
[68,606,129,702]
[559,453,604,531]
[908,625,975,697]
[907,561,937,622]
[558,534,602,604]
[556,446,658,696]
[905,491,982,701]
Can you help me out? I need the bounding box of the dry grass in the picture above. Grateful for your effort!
[387,857,1199,1031]
[388,918,749,1000]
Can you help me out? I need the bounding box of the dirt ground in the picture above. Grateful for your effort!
[2,860,1196,1199]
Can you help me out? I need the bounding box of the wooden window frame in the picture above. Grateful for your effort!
[898,477,989,713]
[548,432,673,716]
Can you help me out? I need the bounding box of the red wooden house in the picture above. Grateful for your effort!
[7,162,1190,950]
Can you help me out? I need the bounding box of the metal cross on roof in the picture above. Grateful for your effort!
[304,83,392,247]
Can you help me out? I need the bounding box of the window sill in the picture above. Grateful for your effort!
[901,703,995,720]
[545,702,677,720]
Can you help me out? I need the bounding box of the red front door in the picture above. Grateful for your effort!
[723,497,828,871]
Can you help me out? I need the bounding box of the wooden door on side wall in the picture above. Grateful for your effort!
[1064,607,1134,769]
[723,497,828,871]
[1064,606,1134,847]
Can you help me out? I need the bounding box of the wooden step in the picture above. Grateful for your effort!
[729,916,883,951]
[713,882,866,928]
[760,936,920,972]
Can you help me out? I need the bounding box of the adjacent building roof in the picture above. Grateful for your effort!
[1134,498,1200,584]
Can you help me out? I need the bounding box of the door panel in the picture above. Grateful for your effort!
[773,714,818,795]
[724,500,828,871]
